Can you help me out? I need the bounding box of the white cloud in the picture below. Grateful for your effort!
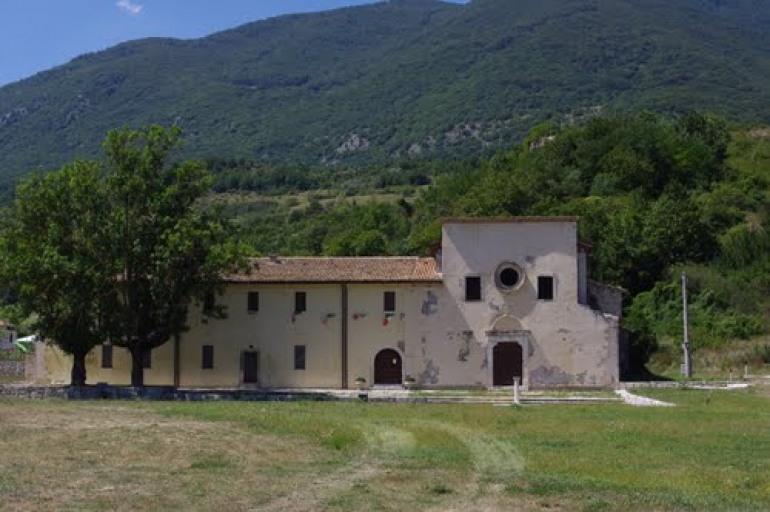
[116,0,143,16]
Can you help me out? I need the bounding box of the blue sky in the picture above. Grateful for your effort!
[0,1,465,87]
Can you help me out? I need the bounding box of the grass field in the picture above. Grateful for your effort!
[648,336,770,381]
[1,387,768,511]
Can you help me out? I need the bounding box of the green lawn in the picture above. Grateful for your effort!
[0,387,768,511]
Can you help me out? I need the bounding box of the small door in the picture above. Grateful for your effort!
[374,349,402,385]
[493,342,523,386]
[243,351,259,384]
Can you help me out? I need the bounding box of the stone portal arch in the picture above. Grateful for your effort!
[491,314,523,332]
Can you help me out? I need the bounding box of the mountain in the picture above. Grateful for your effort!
[1,0,770,187]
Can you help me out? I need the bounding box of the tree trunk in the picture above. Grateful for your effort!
[70,352,87,387]
[130,347,145,387]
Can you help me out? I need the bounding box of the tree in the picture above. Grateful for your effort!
[101,125,246,386]
[0,161,111,385]
[0,125,246,387]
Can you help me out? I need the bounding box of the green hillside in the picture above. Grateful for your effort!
[2,0,770,189]
[207,112,770,377]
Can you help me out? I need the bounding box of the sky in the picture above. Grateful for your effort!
[0,0,464,87]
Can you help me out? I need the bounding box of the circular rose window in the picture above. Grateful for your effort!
[495,262,524,291]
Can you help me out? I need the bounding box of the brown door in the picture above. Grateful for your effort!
[374,349,402,385]
[493,342,523,386]
[243,351,259,384]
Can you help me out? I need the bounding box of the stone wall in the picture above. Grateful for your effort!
[587,279,624,318]
[0,360,25,376]
[0,384,344,401]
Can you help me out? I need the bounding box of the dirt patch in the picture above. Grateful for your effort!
[0,402,330,511]
[748,127,770,139]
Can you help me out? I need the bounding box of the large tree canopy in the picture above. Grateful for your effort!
[0,161,110,385]
[0,125,247,386]
[101,126,247,386]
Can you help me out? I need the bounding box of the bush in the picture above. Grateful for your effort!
[748,344,770,365]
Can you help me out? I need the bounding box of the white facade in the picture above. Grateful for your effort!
[428,219,619,387]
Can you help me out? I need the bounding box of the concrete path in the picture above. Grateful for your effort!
[615,389,675,407]
[688,383,750,390]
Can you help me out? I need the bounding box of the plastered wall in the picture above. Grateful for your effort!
[35,341,174,386]
[180,283,343,388]
[430,221,619,388]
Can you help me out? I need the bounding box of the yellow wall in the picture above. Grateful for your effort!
[347,284,409,384]
[37,342,174,386]
[179,283,343,388]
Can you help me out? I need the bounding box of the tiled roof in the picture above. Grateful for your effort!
[442,216,579,223]
[227,257,442,284]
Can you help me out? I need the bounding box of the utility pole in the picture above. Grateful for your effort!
[682,272,692,378]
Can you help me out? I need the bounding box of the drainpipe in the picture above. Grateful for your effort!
[341,283,349,389]
[173,334,180,388]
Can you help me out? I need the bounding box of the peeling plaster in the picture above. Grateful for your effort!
[530,366,571,386]
[458,331,474,362]
[419,359,440,384]
[421,291,438,316]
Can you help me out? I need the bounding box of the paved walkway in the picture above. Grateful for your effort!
[8,383,760,407]
[615,389,675,407]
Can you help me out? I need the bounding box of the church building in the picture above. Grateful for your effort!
[36,217,622,389]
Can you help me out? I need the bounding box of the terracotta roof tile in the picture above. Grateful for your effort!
[441,216,579,223]
[227,257,441,284]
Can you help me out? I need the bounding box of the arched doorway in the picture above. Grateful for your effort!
[493,342,523,386]
[374,349,403,385]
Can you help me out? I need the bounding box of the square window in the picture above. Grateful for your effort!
[465,276,482,301]
[294,345,306,370]
[202,345,214,369]
[295,291,307,314]
[101,344,113,369]
[141,348,152,369]
[247,291,259,313]
[538,276,554,300]
[384,291,396,314]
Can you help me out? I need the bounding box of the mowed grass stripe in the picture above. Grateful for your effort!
[0,388,767,511]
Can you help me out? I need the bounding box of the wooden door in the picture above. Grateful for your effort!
[374,349,402,385]
[493,342,523,386]
[243,351,259,384]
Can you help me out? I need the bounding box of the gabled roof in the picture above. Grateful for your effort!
[227,257,441,284]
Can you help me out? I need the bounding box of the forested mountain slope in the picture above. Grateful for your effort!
[1,0,770,187]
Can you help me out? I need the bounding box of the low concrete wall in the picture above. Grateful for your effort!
[0,384,343,401]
